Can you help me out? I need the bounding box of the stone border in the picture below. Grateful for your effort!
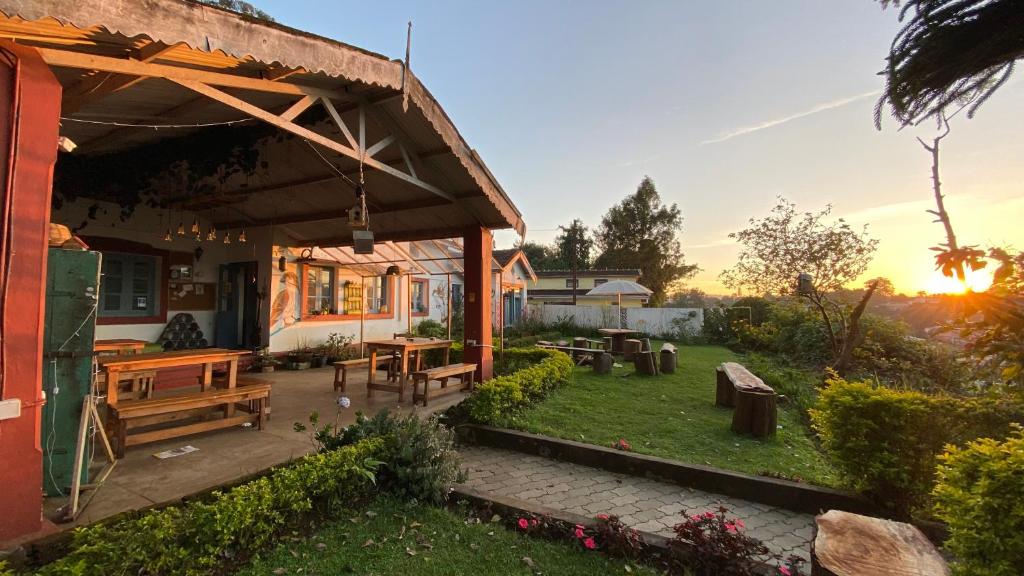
[452,485,780,576]
[457,424,879,517]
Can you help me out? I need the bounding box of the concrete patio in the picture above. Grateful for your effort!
[43,364,463,529]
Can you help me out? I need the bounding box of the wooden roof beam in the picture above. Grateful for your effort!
[61,41,180,115]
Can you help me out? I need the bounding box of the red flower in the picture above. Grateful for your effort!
[583,537,596,550]
[517,518,529,530]
[702,511,715,519]
[574,526,585,538]
[595,513,610,521]
[779,567,792,576]
[735,519,745,529]
[725,522,738,534]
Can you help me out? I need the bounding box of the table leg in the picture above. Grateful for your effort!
[367,349,377,397]
[202,363,213,391]
[225,358,238,417]
[415,350,423,371]
[105,368,119,406]
[399,351,409,402]
[443,347,450,366]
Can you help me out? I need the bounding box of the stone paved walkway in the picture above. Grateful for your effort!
[459,445,814,561]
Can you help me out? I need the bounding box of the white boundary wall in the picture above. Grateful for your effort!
[527,304,703,337]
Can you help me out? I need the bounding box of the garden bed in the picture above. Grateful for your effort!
[234,495,657,576]
[503,344,839,487]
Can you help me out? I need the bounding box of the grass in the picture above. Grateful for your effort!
[235,496,655,576]
[507,344,839,487]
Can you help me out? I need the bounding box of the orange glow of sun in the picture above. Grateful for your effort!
[924,269,993,295]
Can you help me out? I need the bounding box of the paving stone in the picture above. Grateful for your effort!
[459,445,814,560]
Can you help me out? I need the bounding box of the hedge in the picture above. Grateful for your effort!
[464,347,574,424]
[36,438,386,576]
[933,426,1024,576]
[810,375,1023,517]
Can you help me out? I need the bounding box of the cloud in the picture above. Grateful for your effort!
[700,90,880,146]
[685,237,736,249]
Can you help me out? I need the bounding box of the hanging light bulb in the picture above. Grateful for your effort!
[177,220,185,235]
[223,231,232,244]
[163,228,173,242]
[191,217,200,235]
[206,225,217,241]
[238,228,247,243]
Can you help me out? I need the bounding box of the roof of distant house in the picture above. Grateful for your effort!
[535,269,641,278]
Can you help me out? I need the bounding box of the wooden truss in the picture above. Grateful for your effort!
[40,47,453,202]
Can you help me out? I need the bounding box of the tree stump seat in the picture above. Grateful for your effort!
[811,510,949,576]
[715,361,773,407]
[660,343,677,373]
[716,362,777,438]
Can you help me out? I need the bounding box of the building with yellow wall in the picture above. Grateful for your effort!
[528,269,646,307]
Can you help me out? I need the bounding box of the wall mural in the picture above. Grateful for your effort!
[269,259,299,337]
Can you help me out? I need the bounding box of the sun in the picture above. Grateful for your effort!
[924,268,993,295]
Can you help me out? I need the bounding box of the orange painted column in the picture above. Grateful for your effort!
[462,227,493,381]
[0,42,61,543]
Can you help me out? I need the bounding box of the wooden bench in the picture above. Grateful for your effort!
[715,362,777,437]
[411,363,477,407]
[108,382,271,458]
[333,354,397,392]
[537,343,603,366]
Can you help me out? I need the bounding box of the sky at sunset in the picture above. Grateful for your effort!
[259,0,1023,295]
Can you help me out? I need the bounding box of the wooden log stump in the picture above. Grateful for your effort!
[641,338,653,352]
[811,510,950,576]
[593,351,613,374]
[634,350,657,376]
[623,339,642,361]
[715,366,735,407]
[602,336,613,351]
[731,389,777,437]
[660,343,677,374]
[572,337,588,363]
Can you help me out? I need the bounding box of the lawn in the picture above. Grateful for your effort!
[236,496,655,576]
[506,344,839,487]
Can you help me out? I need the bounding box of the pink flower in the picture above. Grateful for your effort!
[574,526,585,538]
[583,537,596,550]
[725,522,737,534]
[690,514,701,521]
[595,513,609,521]
[702,511,715,519]
[779,567,792,576]
[735,519,745,529]
[517,518,529,530]
[530,518,539,526]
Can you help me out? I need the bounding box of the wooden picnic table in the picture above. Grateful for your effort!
[365,338,453,402]
[95,338,148,355]
[98,348,250,407]
[597,328,637,354]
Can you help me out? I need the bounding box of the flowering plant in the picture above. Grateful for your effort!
[593,514,644,559]
[666,507,770,576]
[612,438,632,451]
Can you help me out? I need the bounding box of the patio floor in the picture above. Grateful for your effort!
[43,364,464,529]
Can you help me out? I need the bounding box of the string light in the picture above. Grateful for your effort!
[223,231,232,244]
[191,217,200,236]
[206,224,217,241]
[60,117,255,130]
[238,228,247,243]
[163,229,172,242]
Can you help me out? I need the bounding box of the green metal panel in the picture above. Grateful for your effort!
[41,248,101,497]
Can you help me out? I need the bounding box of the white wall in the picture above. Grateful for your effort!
[51,199,274,345]
[527,303,704,337]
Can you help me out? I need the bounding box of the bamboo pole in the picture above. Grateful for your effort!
[360,275,366,357]
[446,273,452,340]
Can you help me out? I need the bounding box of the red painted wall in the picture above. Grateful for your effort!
[0,42,61,543]
[462,227,493,381]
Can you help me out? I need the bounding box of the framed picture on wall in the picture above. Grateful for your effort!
[170,264,193,280]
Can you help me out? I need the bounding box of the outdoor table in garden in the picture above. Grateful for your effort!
[98,348,250,407]
[365,337,453,402]
[597,328,637,354]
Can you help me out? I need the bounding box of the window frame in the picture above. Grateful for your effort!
[411,277,429,316]
[87,238,169,326]
[299,265,396,321]
[303,265,336,316]
[593,278,608,286]
[565,278,578,288]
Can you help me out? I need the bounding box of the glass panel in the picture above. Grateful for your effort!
[103,293,121,311]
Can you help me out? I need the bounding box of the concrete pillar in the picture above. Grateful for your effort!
[0,42,62,543]
[462,227,493,381]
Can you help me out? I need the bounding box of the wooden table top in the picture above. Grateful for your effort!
[366,338,454,350]
[95,339,149,352]
[597,328,637,335]
[98,348,249,369]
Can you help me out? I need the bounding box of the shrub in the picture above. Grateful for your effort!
[933,426,1024,576]
[415,319,447,339]
[301,410,464,505]
[743,353,821,418]
[38,438,385,576]
[464,348,574,424]
[665,507,774,576]
[810,375,1023,516]
[731,296,772,326]
[592,514,644,559]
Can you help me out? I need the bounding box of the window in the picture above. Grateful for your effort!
[565,278,578,288]
[594,279,608,286]
[411,279,429,314]
[305,265,335,315]
[99,252,159,317]
[365,276,390,313]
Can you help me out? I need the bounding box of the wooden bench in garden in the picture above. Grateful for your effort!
[715,362,777,438]
[812,510,949,576]
[332,354,397,392]
[537,343,604,366]
[411,363,477,407]
[108,381,271,458]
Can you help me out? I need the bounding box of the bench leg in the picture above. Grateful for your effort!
[115,418,127,459]
[339,366,348,393]
[421,378,429,407]
[257,398,267,430]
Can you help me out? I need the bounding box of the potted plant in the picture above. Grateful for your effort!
[287,338,313,370]
[323,332,354,363]
[311,343,328,368]
[251,348,279,373]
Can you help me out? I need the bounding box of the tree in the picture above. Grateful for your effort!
[667,287,707,308]
[720,198,882,374]
[517,241,559,271]
[199,0,275,20]
[875,0,1024,128]
[553,219,593,270]
[593,176,698,305]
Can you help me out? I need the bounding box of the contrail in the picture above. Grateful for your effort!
[700,90,880,146]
